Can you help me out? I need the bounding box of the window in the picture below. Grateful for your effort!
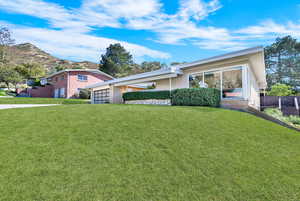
[222,68,243,98]
[204,71,221,90]
[189,66,245,99]
[78,74,88,81]
[94,89,110,104]
[60,75,65,80]
[189,74,203,88]
[60,88,65,98]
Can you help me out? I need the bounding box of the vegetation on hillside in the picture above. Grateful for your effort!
[264,108,300,129]
[0,105,299,201]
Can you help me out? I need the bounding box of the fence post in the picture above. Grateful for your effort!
[295,97,299,116]
[279,97,282,110]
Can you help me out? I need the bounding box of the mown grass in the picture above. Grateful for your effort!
[0,104,299,201]
[0,97,89,104]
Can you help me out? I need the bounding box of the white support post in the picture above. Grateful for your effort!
[279,97,282,110]
[90,89,94,104]
[295,97,299,111]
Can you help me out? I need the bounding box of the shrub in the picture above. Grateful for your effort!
[264,108,283,119]
[79,89,91,99]
[123,90,170,101]
[267,84,293,96]
[0,90,6,96]
[287,116,300,125]
[171,88,221,107]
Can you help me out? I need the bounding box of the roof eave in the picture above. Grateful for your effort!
[177,46,264,70]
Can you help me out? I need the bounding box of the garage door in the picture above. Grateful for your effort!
[94,89,110,104]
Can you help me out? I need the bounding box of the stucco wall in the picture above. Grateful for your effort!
[51,72,68,97]
[248,68,261,109]
[67,71,112,98]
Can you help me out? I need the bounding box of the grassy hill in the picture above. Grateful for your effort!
[6,43,98,73]
[0,105,299,201]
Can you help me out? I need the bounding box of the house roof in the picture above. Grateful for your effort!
[173,46,264,70]
[45,69,114,79]
[85,67,181,89]
[86,46,264,89]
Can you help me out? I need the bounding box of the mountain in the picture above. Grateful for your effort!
[6,43,98,73]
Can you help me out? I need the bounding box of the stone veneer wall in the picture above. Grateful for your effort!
[125,99,171,105]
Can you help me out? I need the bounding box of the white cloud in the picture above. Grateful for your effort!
[3,0,300,60]
[178,0,221,20]
[0,0,228,46]
[236,20,300,39]
[10,25,170,62]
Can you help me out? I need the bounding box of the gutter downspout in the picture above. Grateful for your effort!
[66,71,70,98]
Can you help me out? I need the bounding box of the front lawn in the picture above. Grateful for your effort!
[0,105,299,201]
[0,97,89,104]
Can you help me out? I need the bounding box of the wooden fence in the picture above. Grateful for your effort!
[260,96,300,116]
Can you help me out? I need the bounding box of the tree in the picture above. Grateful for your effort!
[55,65,67,72]
[132,61,167,74]
[0,66,22,89]
[264,36,300,89]
[267,83,293,96]
[0,27,15,64]
[140,61,167,71]
[99,43,134,77]
[15,63,45,79]
[170,62,187,66]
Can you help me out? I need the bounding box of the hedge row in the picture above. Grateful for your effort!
[171,88,220,107]
[123,88,221,107]
[122,90,170,101]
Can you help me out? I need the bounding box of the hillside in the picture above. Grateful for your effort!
[0,104,299,201]
[6,43,98,73]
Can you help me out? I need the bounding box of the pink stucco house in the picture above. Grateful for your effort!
[22,69,113,98]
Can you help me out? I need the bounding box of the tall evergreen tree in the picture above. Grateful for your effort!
[265,36,300,89]
[99,43,134,77]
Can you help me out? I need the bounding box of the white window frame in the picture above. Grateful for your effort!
[78,74,88,81]
[188,64,248,100]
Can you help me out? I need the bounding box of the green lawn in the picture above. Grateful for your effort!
[0,97,89,104]
[0,104,299,201]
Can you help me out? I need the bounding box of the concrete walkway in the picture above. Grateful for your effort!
[0,104,60,110]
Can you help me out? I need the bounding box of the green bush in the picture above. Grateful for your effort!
[287,116,300,125]
[0,90,6,96]
[171,88,221,107]
[267,84,293,96]
[264,108,300,128]
[123,90,170,101]
[79,89,91,99]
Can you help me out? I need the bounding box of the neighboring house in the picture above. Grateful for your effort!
[21,69,114,98]
[86,46,267,110]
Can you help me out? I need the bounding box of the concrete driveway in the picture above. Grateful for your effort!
[0,104,60,110]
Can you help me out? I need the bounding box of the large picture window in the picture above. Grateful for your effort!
[204,71,221,90]
[222,69,243,98]
[189,66,244,99]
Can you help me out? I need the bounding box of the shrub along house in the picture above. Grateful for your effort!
[86,46,267,110]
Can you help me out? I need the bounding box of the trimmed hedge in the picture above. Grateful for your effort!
[123,90,170,101]
[171,88,221,107]
[123,88,221,107]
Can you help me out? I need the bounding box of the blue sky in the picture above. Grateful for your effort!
[0,0,300,64]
